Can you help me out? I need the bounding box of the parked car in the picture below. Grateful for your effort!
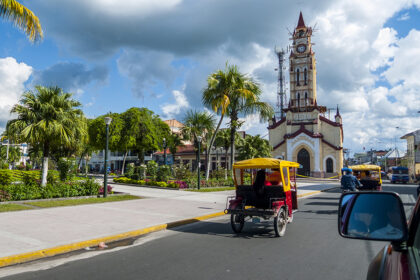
[338,191,420,279]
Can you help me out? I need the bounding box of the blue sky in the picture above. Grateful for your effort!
[0,0,419,155]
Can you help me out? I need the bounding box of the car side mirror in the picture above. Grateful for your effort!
[338,192,408,242]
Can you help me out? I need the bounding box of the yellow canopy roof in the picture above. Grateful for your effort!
[233,158,300,169]
[349,164,381,171]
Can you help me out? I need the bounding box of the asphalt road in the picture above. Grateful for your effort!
[1,182,418,280]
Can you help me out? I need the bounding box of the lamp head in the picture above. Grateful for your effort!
[104,117,112,125]
[197,136,203,142]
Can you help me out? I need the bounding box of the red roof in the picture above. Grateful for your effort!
[297,12,306,28]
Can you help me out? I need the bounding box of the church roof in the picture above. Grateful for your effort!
[297,12,306,28]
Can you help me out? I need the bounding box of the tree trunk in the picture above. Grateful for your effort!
[205,114,224,181]
[225,149,228,180]
[230,119,237,173]
[41,143,49,187]
[84,154,90,177]
[121,150,128,175]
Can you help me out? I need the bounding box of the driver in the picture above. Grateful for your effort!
[341,169,361,192]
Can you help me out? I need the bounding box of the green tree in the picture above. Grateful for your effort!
[214,128,242,179]
[237,134,272,160]
[182,110,215,171]
[1,0,43,42]
[0,145,20,166]
[6,86,86,186]
[167,133,184,163]
[203,63,273,178]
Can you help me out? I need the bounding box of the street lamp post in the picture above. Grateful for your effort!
[197,136,202,190]
[103,117,112,198]
[163,137,167,165]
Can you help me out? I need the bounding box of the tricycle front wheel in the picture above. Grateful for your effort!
[231,212,245,233]
[274,207,287,237]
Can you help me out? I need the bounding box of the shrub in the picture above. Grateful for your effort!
[57,158,73,181]
[136,165,146,180]
[16,163,26,171]
[156,182,167,188]
[1,162,9,169]
[47,172,58,184]
[157,165,171,182]
[126,163,134,177]
[26,163,32,171]
[99,185,113,195]
[0,170,13,185]
[146,160,158,180]
[130,174,140,180]
[22,172,39,186]
[0,189,10,201]
[173,165,192,180]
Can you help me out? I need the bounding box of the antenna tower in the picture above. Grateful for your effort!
[275,46,287,119]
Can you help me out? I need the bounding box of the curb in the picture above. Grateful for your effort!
[0,212,225,268]
[0,186,338,268]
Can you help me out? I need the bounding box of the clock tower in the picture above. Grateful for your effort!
[268,12,344,178]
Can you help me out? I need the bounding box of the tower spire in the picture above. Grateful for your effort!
[297,11,306,28]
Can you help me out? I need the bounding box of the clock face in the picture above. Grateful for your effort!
[297,44,306,53]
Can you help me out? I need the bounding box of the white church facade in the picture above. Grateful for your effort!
[268,12,343,178]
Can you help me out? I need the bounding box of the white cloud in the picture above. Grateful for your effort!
[161,90,190,119]
[0,57,32,131]
[397,12,410,21]
[383,29,420,87]
[369,28,399,71]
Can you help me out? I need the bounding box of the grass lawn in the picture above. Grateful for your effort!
[186,187,235,192]
[24,195,141,208]
[0,204,34,212]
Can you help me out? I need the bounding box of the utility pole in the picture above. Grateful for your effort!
[275,47,287,120]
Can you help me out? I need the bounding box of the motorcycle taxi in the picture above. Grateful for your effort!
[224,158,300,237]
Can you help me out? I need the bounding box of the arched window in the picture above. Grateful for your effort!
[304,92,308,106]
[296,69,300,86]
[304,68,307,85]
[297,92,300,107]
[326,158,333,173]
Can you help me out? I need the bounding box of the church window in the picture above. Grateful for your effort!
[326,158,333,173]
[304,68,307,85]
[296,69,300,86]
[297,93,300,107]
[304,92,308,105]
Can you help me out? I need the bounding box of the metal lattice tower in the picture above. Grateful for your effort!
[275,47,287,119]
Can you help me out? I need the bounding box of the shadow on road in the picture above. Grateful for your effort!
[169,219,284,239]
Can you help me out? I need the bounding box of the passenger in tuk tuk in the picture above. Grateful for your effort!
[253,169,267,197]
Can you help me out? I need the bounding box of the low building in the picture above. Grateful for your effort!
[401,129,420,182]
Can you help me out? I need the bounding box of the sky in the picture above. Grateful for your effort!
[0,0,420,155]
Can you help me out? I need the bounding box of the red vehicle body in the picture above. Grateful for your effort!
[338,191,420,279]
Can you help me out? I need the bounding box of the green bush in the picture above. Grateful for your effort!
[173,165,192,180]
[157,165,171,182]
[130,174,140,180]
[1,162,9,169]
[22,172,39,186]
[26,163,32,171]
[57,158,74,181]
[136,165,146,180]
[146,161,158,180]
[0,170,13,185]
[0,179,101,201]
[156,181,167,188]
[126,163,134,177]
[47,172,58,184]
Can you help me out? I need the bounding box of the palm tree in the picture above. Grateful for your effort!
[214,128,243,179]
[237,134,272,160]
[1,0,43,42]
[203,63,273,177]
[6,86,86,186]
[181,110,215,172]
[0,145,20,167]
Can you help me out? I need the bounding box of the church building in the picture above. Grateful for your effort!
[268,12,343,177]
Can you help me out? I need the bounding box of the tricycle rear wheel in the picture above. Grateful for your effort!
[231,212,245,233]
[274,207,287,237]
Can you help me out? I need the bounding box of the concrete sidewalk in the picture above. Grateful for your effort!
[0,182,338,266]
